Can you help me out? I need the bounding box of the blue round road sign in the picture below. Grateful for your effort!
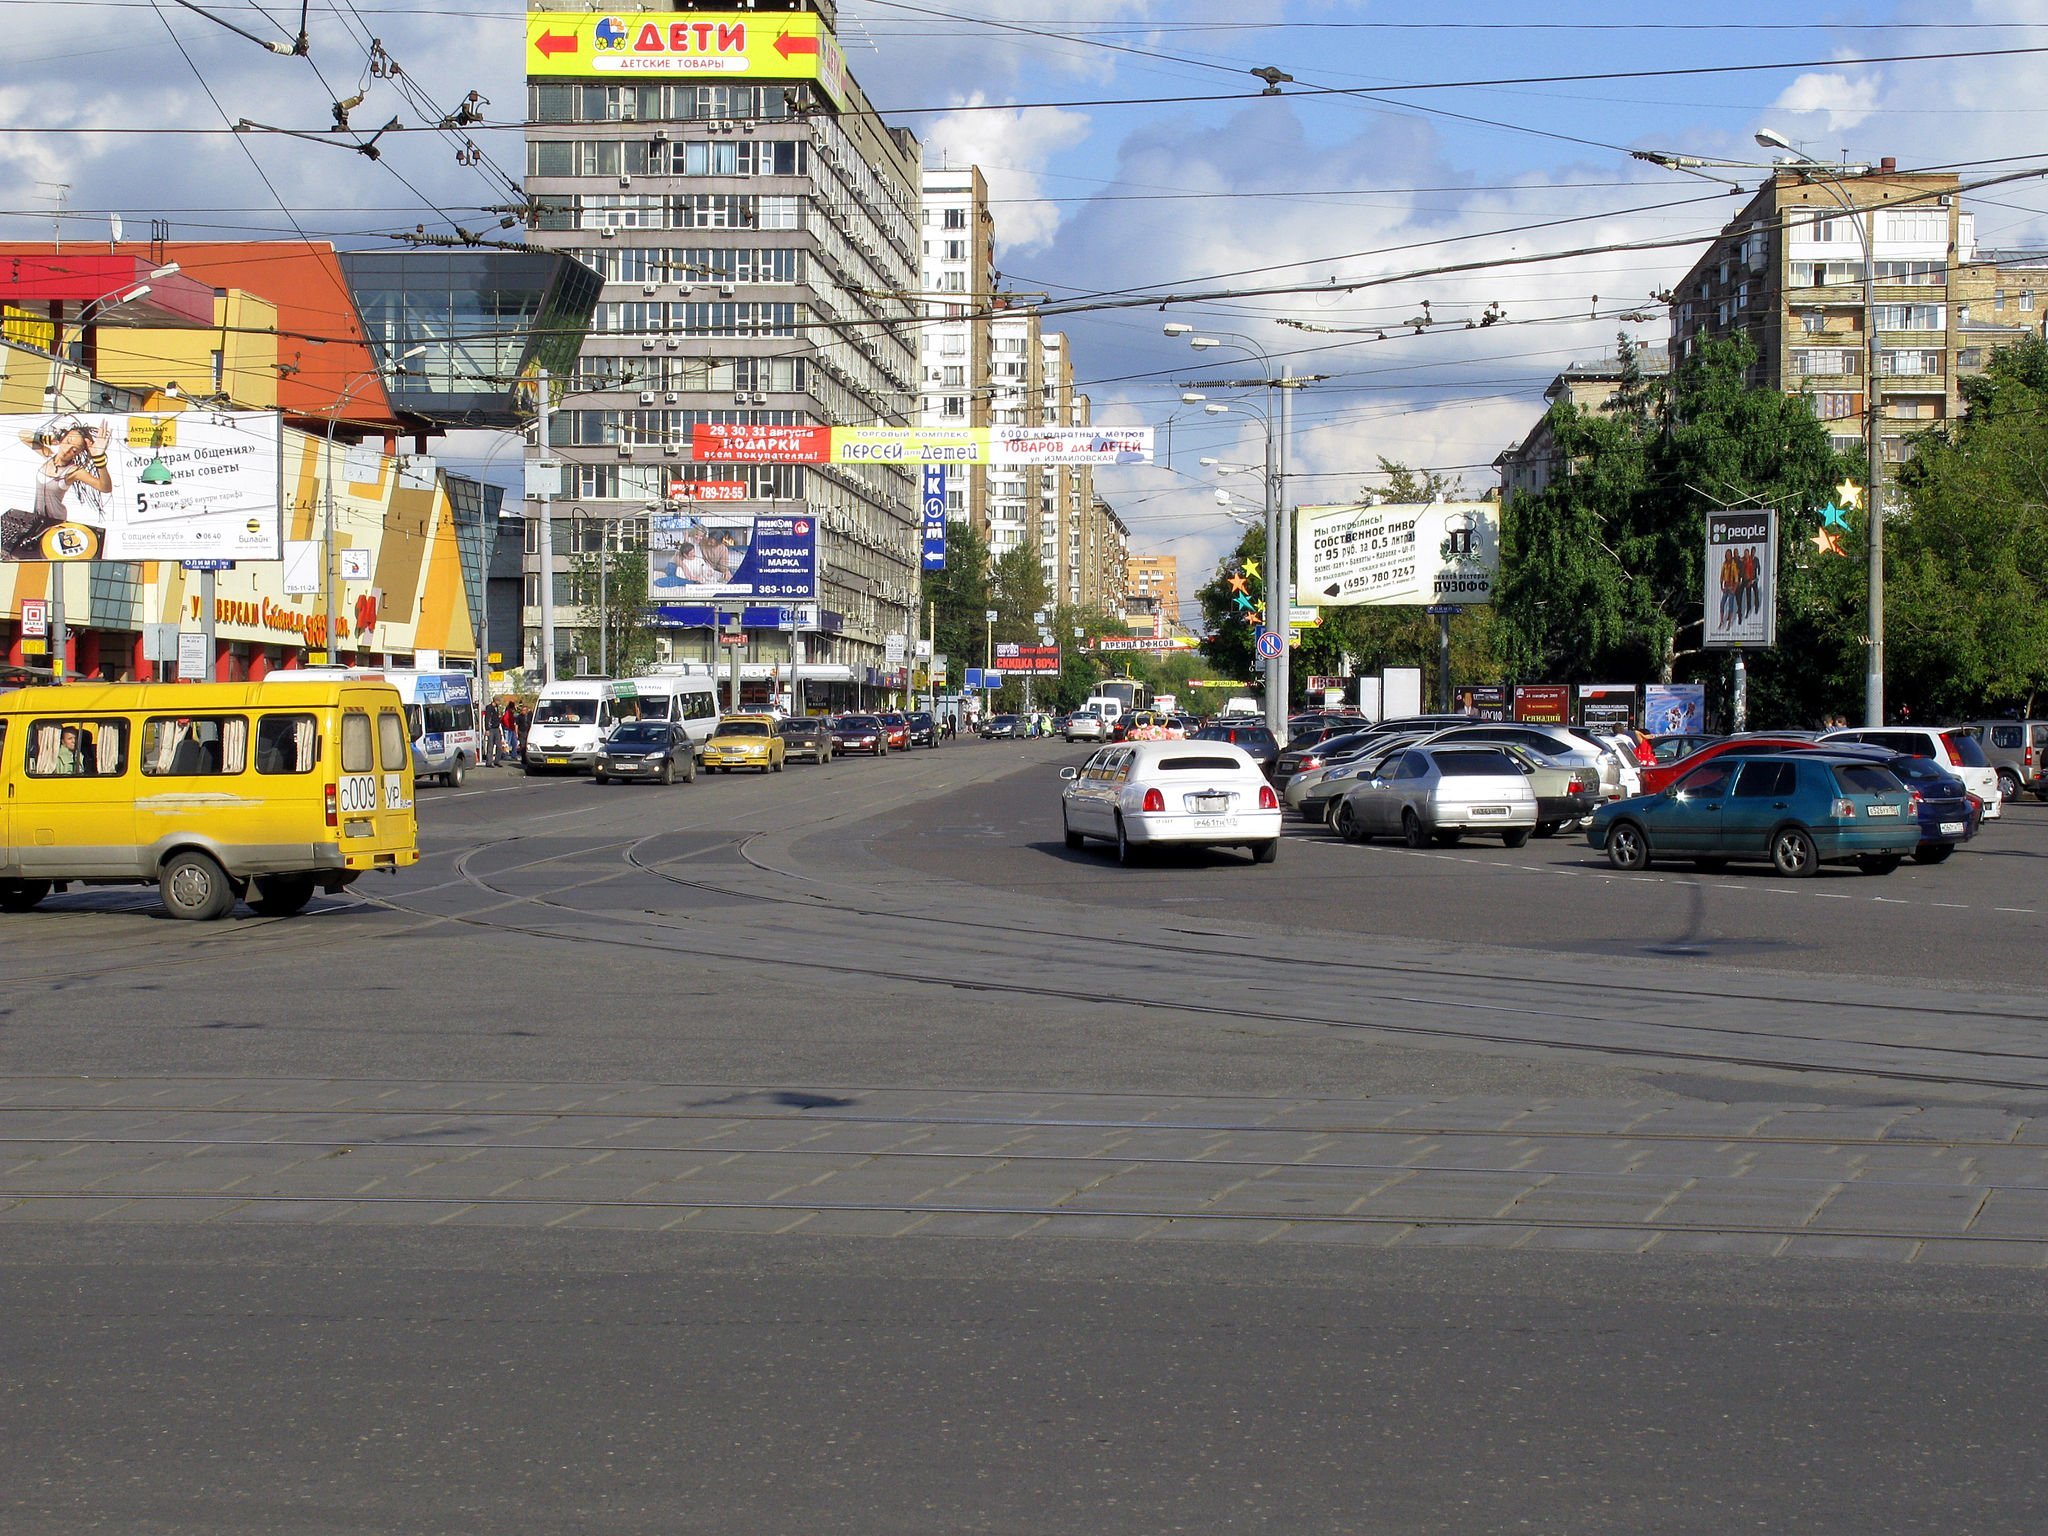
[1254,629,1284,659]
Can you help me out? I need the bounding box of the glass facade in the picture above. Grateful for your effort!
[338,251,601,427]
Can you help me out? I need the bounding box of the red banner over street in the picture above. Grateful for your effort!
[692,424,830,463]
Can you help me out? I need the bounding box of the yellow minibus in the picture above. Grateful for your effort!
[0,678,419,920]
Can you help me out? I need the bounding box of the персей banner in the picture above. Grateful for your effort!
[0,410,281,562]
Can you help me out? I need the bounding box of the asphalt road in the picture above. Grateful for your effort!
[5,740,2048,1533]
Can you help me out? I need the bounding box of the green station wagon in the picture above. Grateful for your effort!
[1587,753,1917,877]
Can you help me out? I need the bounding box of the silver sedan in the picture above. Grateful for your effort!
[1331,744,1538,848]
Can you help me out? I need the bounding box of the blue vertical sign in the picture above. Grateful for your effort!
[921,465,947,571]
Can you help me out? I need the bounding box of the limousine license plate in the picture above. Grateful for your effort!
[1940,820,1966,835]
[1866,803,1901,817]
[1192,815,1238,830]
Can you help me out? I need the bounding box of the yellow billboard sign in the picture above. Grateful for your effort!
[525,11,846,104]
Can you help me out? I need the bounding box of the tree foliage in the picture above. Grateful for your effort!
[1490,333,1859,725]
[1889,337,2048,717]
[568,545,657,675]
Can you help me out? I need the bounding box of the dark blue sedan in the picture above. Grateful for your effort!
[1821,746,1980,864]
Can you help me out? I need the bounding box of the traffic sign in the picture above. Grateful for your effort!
[180,559,235,573]
[1425,603,1464,617]
[1254,629,1284,659]
[19,598,45,638]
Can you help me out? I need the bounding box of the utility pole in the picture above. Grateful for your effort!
[537,366,557,685]
[1273,363,1294,729]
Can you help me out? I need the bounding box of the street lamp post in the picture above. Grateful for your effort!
[1637,138,1888,725]
[1169,326,1319,737]
[44,264,179,680]
[325,345,424,666]
[1756,128,1886,728]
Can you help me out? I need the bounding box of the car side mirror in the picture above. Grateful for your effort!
[1058,766,1079,780]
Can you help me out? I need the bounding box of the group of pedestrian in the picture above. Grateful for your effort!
[488,697,530,765]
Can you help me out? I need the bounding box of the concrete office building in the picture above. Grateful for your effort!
[1122,554,1180,638]
[524,1,924,703]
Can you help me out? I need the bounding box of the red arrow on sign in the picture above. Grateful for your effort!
[535,30,578,57]
[773,30,819,59]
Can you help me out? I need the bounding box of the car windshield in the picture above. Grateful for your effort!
[609,723,668,744]
[719,720,770,737]
[1433,749,1517,775]
[1157,755,1243,772]
[1887,756,1952,787]
[1834,763,1904,795]
[535,699,598,725]
[993,716,1018,725]
[778,719,817,734]
[838,716,879,730]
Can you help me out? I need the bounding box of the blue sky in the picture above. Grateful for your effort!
[7,1,2048,610]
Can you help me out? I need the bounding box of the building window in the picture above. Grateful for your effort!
[1877,209,1945,243]
[1792,348,1860,377]
[1873,303,1944,331]
[1809,391,1860,421]
[1879,349,1942,377]
[942,396,966,419]
[943,208,967,229]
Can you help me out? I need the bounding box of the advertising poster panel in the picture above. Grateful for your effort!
[1296,502,1500,607]
[1451,683,1509,721]
[692,423,1154,468]
[1703,508,1777,649]
[920,465,946,571]
[993,643,1060,675]
[524,11,849,106]
[1513,684,1570,725]
[1577,684,1638,732]
[1643,683,1707,735]
[649,511,816,600]
[0,410,281,562]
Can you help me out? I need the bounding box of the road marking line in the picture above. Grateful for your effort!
[1994,906,2035,914]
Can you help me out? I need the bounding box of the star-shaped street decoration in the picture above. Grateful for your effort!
[1227,573,1248,594]
[1836,479,1863,510]
[1819,502,1851,530]
[1233,592,1253,610]
[1810,527,1845,556]
[1240,558,1260,580]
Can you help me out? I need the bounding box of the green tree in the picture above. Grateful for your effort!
[1888,336,2048,716]
[923,519,992,688]
[1490,332,1858,724]
[1194,522,1264,685]
[567,545,657,675]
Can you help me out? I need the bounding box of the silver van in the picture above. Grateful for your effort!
[1971,719,2048,802]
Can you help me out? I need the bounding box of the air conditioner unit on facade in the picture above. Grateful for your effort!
[653,128,669,143]
[619,175,632,189]
[617,443,635,457]
[642,283,658,295]
[734,393,749,405]
[664,392,679,405]
[751,392,768,404]
[719,284,736,297]
[638,391,655,405]
[640,338,657,350]
[665,339,680,350]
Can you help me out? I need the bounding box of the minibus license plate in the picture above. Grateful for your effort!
[546,756,569,766]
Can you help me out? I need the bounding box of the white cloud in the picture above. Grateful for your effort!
[923,98,1091,250]
[1767,70,1881,137]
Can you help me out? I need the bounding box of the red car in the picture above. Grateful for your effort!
[1638,735,1822,795]
[876,711,911,751]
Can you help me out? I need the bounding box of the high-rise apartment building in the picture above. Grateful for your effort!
[1667,160,2045,490]
[523,2,923,699]
[1122,555,1180,637]
[917,165,993,544]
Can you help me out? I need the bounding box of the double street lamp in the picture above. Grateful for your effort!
[1164,324,1321,737]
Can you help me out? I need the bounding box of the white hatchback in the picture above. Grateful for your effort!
[1061,740,1282,865]
[1819,726,2003,818]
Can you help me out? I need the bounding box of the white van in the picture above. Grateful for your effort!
[618,672,721,760]
[299,666,480,786]
[526,674,723,773]
[1082,695,1124,728]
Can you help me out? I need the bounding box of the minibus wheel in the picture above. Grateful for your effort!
[445,758,466,788]
[0,879,51,913]
[248,875,316,917]
[159,851,236,921]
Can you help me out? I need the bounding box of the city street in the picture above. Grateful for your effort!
[5,741,2048,1532]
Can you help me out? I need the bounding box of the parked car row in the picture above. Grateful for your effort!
[1250,712,2020,880]
[592,709,947,785]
